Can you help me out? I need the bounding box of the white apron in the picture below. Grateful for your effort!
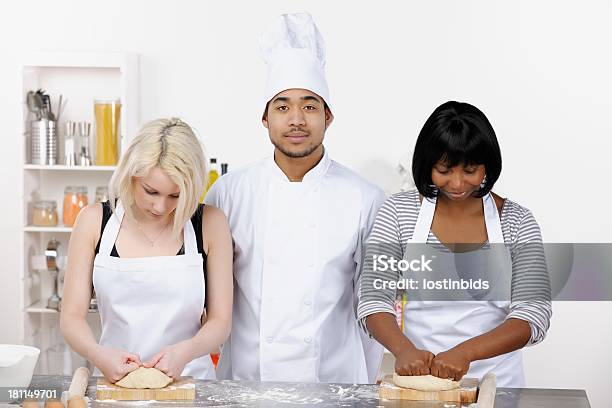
[92,202,215,379]
[402,193,525,387]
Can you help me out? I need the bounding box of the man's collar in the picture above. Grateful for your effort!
[267,147,330,183]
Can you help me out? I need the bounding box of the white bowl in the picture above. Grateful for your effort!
[0,344,40,387]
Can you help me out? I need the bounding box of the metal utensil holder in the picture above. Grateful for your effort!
[30,119,58,165]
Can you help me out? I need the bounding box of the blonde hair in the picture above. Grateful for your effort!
[108,118,207,239]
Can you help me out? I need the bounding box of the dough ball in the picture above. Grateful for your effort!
[393,373,460,391]
[115,367,173,389]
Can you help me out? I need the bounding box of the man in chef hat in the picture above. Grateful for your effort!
[205,13,385,383]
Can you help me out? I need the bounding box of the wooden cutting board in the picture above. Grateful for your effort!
[379,375,479,402]
[96,377,195,401]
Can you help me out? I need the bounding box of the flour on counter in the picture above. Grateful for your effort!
[204,384,324,405]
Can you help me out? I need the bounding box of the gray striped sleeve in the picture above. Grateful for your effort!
[506,204,552,346]
[357,195,404,332]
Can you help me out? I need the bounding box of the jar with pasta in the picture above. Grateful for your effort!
[94,98,121,165]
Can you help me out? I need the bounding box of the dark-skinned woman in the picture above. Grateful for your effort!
[357,101,551,387]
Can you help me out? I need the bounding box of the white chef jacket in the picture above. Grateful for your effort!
[205,150,385,383]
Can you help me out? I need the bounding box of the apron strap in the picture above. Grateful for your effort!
[483,193,504,243]
[412,196,436,242]
[183,216,199,255]
[98,202,125,256]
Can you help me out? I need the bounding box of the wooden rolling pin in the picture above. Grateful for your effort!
[476,372,497,408]
[67,367,90,408]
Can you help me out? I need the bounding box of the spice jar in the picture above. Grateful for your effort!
[63,186,88,227]
[95,186,109,203]
[32,201,58,227]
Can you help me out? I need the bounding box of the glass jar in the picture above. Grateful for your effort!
[32,201,58,227]
[94,98,121,165]
[63,186,88,227]
[95,186,109,203]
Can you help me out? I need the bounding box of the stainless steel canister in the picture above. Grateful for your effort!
[30,119,58,165]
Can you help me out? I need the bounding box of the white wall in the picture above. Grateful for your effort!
[1,0,610,406]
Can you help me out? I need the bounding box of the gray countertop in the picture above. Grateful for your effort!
[16,376,590,408]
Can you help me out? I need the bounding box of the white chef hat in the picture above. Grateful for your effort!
[259,13,331,115]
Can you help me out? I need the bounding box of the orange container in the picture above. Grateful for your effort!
[63,186,88,227]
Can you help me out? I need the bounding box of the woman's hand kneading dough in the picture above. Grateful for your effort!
[92,345,141,383]
[143,340,193,379]
[394,346,435,376]
[430,348,472,381]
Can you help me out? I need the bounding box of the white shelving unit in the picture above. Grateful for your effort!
[24,165,117,171]
[18,52,139,375]
[23,226,73,233]
[26,300,99,314]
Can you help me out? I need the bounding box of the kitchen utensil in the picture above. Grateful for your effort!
[0,345,40,388]
[43,94,55,121]
[60,367,90,408]
[45,238,61,310]
[37,90,48,120]
[476,373,497,408]
[34,90,45,116]
[64,122,77,166]
[90,289,98,310]
[56,95,64,123]
[26,91,41,120]
[79,122,91,166]
[379,375,478,402]
[69,367,90,398]
[96,377,195,401]
[30,119,58,165]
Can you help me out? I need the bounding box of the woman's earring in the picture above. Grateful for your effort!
[480,175,487,189]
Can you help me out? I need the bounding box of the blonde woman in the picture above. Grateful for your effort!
[60,118,233,382]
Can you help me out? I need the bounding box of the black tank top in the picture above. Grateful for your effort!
[94,201,209,307]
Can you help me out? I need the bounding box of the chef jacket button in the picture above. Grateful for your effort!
[304,336,312,343]
[266,337,273,343]
[313,187,319,192]
[304,299,312,306]
[308,222,317,229]
[307,262,314,268]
